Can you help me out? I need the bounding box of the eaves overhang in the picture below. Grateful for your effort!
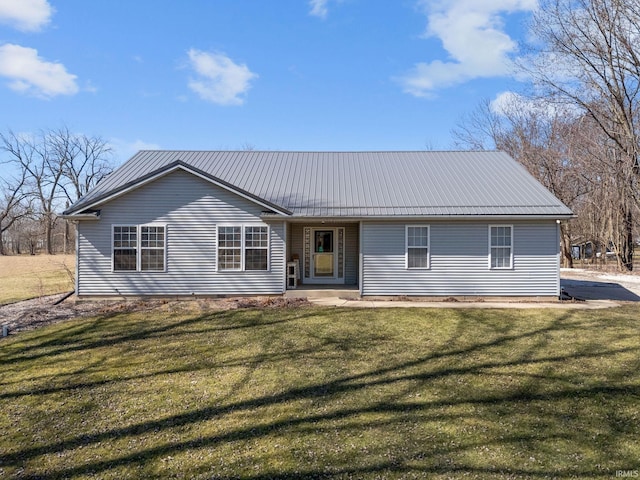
[261,213,575,222]
[59,210,101,221]
[63,160,292,217]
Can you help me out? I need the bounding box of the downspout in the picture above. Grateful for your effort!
[54,290,75,305]
[283,221,288,294]
[75,222,80,296]
[556,219,561,298]
[358,221,363,297]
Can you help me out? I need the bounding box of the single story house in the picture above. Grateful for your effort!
[62,150,573,298]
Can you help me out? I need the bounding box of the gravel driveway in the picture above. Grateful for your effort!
[560,268,640,301]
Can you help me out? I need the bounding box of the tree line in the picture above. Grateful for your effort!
[0,128,113,255]
[454,0,640,271]
[2,0,640,272]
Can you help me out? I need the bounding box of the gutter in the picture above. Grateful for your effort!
[59,211,101,221]
[262,214,575,222]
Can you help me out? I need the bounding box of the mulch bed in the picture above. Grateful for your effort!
[0,294,309,336]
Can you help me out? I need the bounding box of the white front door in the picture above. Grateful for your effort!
[306,227,345,284]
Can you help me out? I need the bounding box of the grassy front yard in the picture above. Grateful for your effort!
[0,254,75,305]
[1,304,639,479]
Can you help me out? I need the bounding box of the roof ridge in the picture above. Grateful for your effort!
[135,149,503,154]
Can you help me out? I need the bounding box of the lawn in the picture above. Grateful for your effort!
[0,303,638,479]
[0,254,75,305]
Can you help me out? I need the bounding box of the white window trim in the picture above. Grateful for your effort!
[245,225,270,271]
[216,225,270,272]
[488,224,513,270]
[112,224,137,273]
[405,224,430,270]
[217,225,243,272]
[140,225,168,272]
[112,224,167,273]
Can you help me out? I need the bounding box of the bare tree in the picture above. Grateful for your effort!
[48,127,113,253]
[453,96,588,267]
[521,0,640,269]
[0,128,114,255]
[49,127,113,203]
[524,0,640,166]
[0,131,61,254]
[0,166,32,255]
[568,115,639,269]
[452,99,503,151]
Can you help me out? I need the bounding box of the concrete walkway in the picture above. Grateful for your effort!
[293,269,640,309]
[307,297,619,309]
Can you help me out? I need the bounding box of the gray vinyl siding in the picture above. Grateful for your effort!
[361,221,560,297]
[288,224,304,283]
[289,224,303,279]
[76,170,285,296]
[344,223,359,285]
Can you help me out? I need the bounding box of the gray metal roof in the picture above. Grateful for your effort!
[64,150,573,218]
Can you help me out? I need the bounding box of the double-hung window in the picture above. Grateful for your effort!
[245,226,268,270]
[113,226,137,271]
[141,226,166,271]
[218,225,269,271]
[218,226,242,270]
[406,225,430,269]
[113,225,166,272]
[489,225,513,269]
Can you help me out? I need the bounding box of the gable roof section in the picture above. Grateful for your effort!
[64,150,573,218]
[65,159,292,216]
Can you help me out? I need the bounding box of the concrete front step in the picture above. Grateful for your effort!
[284,288,360,299]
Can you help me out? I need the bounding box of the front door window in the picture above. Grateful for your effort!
[314,230,334,277]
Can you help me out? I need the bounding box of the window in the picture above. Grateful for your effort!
[218,226,242,271]
[406,225,429,269]
[113,225,165,272]
[245,226,268,270]
[218,225,269,271]
[141,226,165,271]
[490,225,513,269]
[314,230,333,253]
[113,226,137,271]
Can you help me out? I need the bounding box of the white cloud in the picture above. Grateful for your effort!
[128,139,161,151]
[186,49,257,106]
[0,44,78,98]
[398,0,537,97]
[308,0,344,19]
[0,0,53,32]
[490,90,526,115]
[110,138,161,165]
[491,90,582,119]
[309,0,329,18]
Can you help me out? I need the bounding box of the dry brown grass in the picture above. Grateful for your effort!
[0,254,75,305]
[1,305,638,479]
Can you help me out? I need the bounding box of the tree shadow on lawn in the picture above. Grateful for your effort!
[0,307,326,400]
[0,309,322,407]
[2,307,639,479]
[0,307,307,366]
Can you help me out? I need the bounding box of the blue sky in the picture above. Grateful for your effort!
[0,0,536,166]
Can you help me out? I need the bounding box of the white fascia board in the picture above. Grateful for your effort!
[273,214,574,222]
[59,212,100,221]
